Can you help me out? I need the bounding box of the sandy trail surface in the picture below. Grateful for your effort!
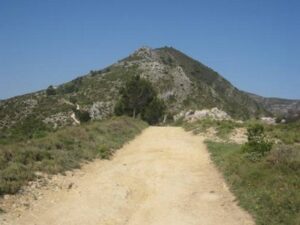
[1,127,254,225]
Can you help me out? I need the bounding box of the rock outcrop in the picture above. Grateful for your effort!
[174,107,232,122]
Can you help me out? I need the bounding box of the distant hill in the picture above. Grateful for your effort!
[247,92,300,121]
[1,46,297,135]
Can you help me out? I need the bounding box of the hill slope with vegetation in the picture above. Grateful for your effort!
[1,46,299,141]
[247,92,300,121]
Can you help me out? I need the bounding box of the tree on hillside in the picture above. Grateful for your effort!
[46,85,56,96]
[75,110,91,123]
[114,75,165,124]
[141,97,165,125]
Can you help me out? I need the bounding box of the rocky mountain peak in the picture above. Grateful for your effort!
[131,46,156,61]
[0,46,277,133]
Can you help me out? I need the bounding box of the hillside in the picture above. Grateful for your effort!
[247,92,300,120]
[0,46,270,138]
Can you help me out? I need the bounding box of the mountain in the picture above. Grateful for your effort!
[247,93,300,120]
[0,46,274,134]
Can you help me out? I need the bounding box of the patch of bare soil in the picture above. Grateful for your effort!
[229,128,248,144]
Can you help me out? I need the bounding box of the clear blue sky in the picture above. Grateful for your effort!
[0,0,299,100]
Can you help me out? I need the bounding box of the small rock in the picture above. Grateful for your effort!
[3,195,10,200]
[68,183,74,190]
[34,172,43,177]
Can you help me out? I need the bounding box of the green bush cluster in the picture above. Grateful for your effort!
[242,124,273,156]
[74,109,91,123]
[46,85,56,96]
[114,75,165,125]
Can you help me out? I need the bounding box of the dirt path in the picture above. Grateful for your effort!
[1,127,254,225]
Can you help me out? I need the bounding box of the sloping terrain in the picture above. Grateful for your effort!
[0,46,269,139]
[247,92,300,119]
[1,127,254,225]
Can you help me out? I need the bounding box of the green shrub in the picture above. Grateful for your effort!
[90,70,97,76]
[74,110,91,123]
[0,162,34,195]
[242,124,272,156]
[114,100,126,116]
[69,96,77,104]
[46,85,56,96]
[141,97,166,125]
[98,146,111,159]
[58,77,82,94]
[60,83,78,94]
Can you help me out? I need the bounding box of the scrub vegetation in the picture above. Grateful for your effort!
[207,141,300,225]
[205,121,300,225]
[0,117,147,196]
[180,119,242,139]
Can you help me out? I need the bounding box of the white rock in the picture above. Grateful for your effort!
[89,101,113,120]
[3,194,10,200]
[174,107,231,122]
[261,117,276,125]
